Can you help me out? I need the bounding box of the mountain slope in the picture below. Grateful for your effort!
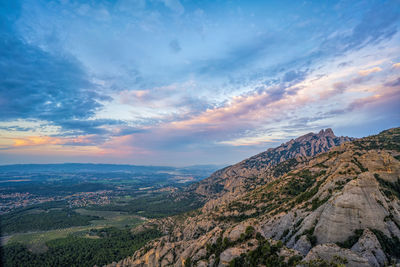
[192,128,353,199]
[107,128,400,267]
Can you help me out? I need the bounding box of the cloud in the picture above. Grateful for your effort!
[197,31,286,77]
[56,119,123,135]
[219,136,280,147]
[0,13,112,135]
[9,134,111,149]
[337,61,353,68]
[332,82,348,91]
[12,136,63,147]
[1,0,400,165]
[358,67,382,76]
[0,35,104,120]
[194,1,399,86]
[384,77,400,87]
[339,1,399,52]
[112,126,148,136]
[169,39,181,53]
[318,82,348,100]
[346,87,400,112]
[282,70,307,83]
[393,63,400,69]
[117,81,213,120]
[116,54,399,153]
[326,75,400,116]
[115,0,146,13]
[167,85,305,133]
[160,0,184,15]
[120,90,151,104]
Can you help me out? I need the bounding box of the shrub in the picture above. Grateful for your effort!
[336,229,364,248]
[371,229,400,261]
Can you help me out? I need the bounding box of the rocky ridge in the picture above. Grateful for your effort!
[107,128,400,267]
[191,128,353,200]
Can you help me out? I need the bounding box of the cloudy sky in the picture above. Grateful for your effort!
[0,0,399,166]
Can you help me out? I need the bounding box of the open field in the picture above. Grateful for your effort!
[75,209,145,227]
[5,208,145,253]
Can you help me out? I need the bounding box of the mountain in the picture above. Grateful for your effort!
[107,128,400,267]
[191,128,353,199]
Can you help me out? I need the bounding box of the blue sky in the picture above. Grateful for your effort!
[0,0,399,166]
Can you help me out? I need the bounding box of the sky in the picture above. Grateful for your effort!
[0,0,399,166]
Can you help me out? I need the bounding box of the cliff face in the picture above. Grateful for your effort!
[107,128,400,267]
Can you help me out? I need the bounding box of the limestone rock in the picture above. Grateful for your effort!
[219,247,247,266]
[351,229,387,267]
[314,171,390,244]
[293,235,312,256]
[304,244,371,267]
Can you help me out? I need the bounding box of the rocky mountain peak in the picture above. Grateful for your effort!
[294,128,336,143]
[191,128,354,199]
[320,128,335,137]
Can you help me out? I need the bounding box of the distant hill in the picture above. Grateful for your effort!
[0,163,221,175]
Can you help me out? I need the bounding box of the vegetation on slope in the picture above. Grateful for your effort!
[1,207,100,234]
[88,192,204,218]
[2,227,161,267]
[352,127,400,152]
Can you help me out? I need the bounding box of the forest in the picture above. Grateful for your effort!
[2,208,100,234]
[3,227,161,267]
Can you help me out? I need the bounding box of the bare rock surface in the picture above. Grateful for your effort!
[293,235,312,256]
[304,243,371,267]
[351,229,387,267]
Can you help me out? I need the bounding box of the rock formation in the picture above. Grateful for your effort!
[191,128,353,200]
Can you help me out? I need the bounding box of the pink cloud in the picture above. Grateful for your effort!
[358,67,382,76]
[170,91,285,130]
[347,83,400,111]
[119,90,150,104]
[11,135,109,148]
[96,134,152,157]
[12,136,65,147]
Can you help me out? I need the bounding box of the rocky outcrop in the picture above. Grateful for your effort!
[351,229,387,267]
[219,247,248,266]
[304,243,371,267]
[314,171,390,244]
[293,235,312,256]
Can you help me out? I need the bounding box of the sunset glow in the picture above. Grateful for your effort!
[1,0,399,165]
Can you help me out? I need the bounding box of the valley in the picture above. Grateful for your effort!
[0,164,217,266]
